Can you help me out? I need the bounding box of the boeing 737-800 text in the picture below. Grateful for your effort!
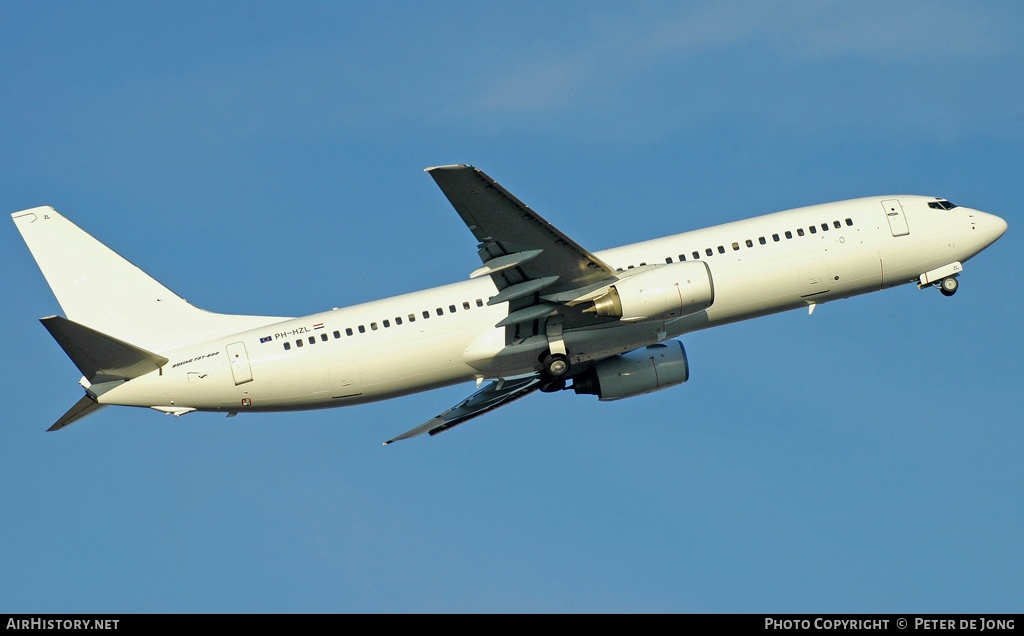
[11,165,1007,444]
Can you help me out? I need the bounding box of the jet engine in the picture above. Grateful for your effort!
[584,261,714,321]
[572,340,689,401]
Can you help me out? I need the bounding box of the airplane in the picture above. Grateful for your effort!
[11,165,1007,444]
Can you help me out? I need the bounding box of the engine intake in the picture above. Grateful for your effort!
[572,340,689,401]
[584,261,714,321]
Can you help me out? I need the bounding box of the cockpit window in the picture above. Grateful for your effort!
[928,199,959,210]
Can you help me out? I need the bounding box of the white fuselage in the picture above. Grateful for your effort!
[98,195,1006,414]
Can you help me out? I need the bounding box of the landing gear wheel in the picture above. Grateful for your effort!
[542,353,570,378]
[940,276,959,297]
[539,378,567,393]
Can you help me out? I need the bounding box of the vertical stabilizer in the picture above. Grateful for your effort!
[12,207,289,352]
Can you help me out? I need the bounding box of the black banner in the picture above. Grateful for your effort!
[0,614,1021,629]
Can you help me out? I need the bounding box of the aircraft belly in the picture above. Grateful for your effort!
[329,330,482,402]
[137,329,486,411]
[98,367,230,409]
[673,250,887,332]
[702,261,815,322]
[464,321,672,377]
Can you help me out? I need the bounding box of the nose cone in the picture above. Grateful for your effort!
[980,211,1008,246]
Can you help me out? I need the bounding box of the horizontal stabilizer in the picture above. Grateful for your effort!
[41,316,168,383]
[49,394,106,431]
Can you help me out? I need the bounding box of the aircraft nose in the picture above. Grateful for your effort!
[980,211,1008,244]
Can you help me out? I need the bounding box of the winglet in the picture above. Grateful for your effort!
[423,164,472,172]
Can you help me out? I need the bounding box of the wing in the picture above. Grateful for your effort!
[398,165,623,444]
[383,376,541,445]
[426,165,620,338]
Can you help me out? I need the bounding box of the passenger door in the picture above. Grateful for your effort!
[881,199,910,237]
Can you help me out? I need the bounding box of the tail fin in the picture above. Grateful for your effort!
[12,207,289,353]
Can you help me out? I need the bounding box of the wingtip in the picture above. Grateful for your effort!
[423,164,473,173]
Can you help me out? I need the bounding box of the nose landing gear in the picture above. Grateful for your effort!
[918,262,963,297]
[939,276,959,297]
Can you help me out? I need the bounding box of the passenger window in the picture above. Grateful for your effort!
[665,257,673,264]
[717,246,725,254]
[705,248,713,257]
[821,223,829,231]
[628,265,634,269]
[346,328,353,336]
[395,317,402,325]
[679,254,687,261]
[358,325,366,333]
[283,342,291,351]
[309,336,315,344]
[333,330,341,339]
[383,319,390,328]
[785,231,793,239]
[745,239,753,248]
[692,251,700,259]
[321,333,328,342]
[476,299,483,307]
[463,302,470,310]
[296,339,303,348]
[759,237,766,245]
[731,242,739,251]
[834,220,841,228]
[809,226,817,234]
[845,218,853,226]
[436,308,443,316]
[371,322,378,331]
[408,314,416,322]
[423,311,430,319]
[797,228,805,236]
[772,234,780,242]
[449,305,456,313]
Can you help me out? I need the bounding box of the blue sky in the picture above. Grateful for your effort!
[1,1,1021,613]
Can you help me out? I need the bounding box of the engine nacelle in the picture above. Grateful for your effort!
[586,261,714,321]
[572,340,689,401]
